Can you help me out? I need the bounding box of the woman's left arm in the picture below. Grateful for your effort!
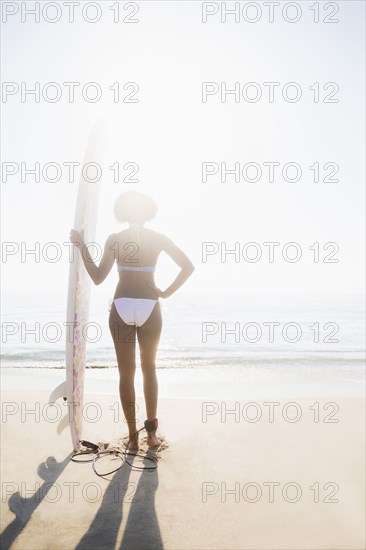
[70,230,117,285]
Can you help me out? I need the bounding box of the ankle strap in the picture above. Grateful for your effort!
[144,418,158,432]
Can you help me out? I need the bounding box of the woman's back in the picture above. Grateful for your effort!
[114,227,165,267]
[113,228,167,299]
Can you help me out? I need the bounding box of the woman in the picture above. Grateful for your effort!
[70,191,194,450]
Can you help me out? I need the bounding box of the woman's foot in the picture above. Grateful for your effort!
[127,433,139,452]
[147,431,160,448]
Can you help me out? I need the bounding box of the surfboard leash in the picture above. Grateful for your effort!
[70,419,159,476]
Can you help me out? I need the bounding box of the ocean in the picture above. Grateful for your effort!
[1,289,364,368]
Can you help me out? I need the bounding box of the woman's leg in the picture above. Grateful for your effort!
[109,303,139,449]
[137,302,162,447]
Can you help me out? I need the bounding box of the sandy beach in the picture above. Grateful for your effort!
[1,385,364,550]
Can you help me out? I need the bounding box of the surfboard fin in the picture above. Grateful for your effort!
[49,381,67,403]
[57,414,70,435]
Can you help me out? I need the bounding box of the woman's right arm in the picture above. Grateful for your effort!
[150,235,194,298]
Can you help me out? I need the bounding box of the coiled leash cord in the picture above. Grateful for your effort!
[70,419,159,476]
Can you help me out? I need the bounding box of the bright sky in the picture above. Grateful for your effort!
[1,1,365,300]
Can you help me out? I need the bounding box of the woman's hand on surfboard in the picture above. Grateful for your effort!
[70,229,85,248]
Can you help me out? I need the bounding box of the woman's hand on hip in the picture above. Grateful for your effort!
[147,282,168,298]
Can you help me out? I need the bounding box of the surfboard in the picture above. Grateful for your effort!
[49,120,106,450]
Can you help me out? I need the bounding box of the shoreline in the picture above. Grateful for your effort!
[1,364,364,400]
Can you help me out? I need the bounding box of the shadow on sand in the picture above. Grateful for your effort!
[1,450,163,550]
[76,452,163,550]
[0,454,72,550]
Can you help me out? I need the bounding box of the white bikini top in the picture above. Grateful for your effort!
[117,265,155,273]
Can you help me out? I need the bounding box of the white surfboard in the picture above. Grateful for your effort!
[50,120,106,450]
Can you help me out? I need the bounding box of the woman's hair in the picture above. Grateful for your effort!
[114,191,157,224]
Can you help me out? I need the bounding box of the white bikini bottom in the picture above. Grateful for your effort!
[114,298,158,327]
